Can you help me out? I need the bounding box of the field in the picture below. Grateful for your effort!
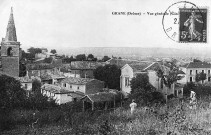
[2,98,211,135]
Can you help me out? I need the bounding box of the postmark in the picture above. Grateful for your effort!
[162,1,208,43]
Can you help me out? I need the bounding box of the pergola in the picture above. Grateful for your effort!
[81,91,123,111]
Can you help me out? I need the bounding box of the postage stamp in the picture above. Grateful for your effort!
[162,1,208,43]
[179,8,207,43]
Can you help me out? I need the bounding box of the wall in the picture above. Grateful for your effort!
[62,82,86,93]
[186,68,211,83]
[55,94,73,105]
[148,70,159,90]
[1,57,19,76]
[120,64,133,93]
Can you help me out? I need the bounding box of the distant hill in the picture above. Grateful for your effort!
[57,47,206,58]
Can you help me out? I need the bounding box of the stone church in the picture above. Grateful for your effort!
[0,7,21,77]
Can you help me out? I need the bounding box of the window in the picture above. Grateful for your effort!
[202,70,204,73]
[63,83,66,87]
[190,77,192,82]
[7,47,13,56]
[77,86,80,90]
[190,70,192,75]
[25,84,27,89]
[70,85,72,89]
[209,70,210,74]
[196,70,198,74]
[209,77,211,82]
[161,79,163,89]
[125,77,130,87]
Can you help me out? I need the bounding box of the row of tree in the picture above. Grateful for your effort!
[62,55,111,63]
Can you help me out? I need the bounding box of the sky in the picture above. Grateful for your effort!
[0,0,210,55]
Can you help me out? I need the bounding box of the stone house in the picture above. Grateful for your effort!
[41,84,84,105]
[179,62,211,84]
[120,62,183,97]
[61,77,104,95]
[69,61,105,78]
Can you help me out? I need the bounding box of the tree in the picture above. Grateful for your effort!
[50,49,57,54]
[32,79,42,95]
[76,54,86,61]
[156,61,182,88]
[195,72,206,83]
[0,75,26,109]
[102,56,110,62]
[94,64,121,90]
[183,82,196,97]
[130,73,154,92]
[19,62,26,77]
[129,74,164,106]
[44,57,53,63]
[87,54,94,60]
[193,59,202,62]
[27,47,42,59]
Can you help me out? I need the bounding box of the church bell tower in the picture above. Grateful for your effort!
[1,7,20,77]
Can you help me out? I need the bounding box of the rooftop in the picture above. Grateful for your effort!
[70,61,105,70]
[186,62,211,68]
[61,77,103,85]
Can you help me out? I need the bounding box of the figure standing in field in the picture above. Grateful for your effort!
[184,11,203,41]
[189,90,197,110]
[130,99,137,115]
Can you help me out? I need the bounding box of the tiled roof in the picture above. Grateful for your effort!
[16,76,33,83]
[41,84,71,94]
[70,61,105,70]
[26,63,54,70]
[40,73,65,80]
[61,77,102,85]
[129,62,154,72]
[186,62,211,68]
[178,70,185,74]
[82,90,123,102]
[108,58,141,67]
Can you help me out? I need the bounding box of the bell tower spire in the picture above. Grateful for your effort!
[1,7,20,77]
[5,7,17,42]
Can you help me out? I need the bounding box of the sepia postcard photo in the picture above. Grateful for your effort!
[0,0,211,134]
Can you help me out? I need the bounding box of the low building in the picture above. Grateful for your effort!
[120,61,183,98]
[81,89,123,111]
[69,61,105,78]
[180,62,211,84]
[61,77,104,95]
[41,84,84,105]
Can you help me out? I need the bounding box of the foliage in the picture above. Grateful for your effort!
[156,61,182,88]
[0,75,26,109]
[102,56,110,62]
[94,64,121,90]
[130,73,154,92]
[195,72,207,82]
[183,82,211,98]
[19,62,27,77]
[32,79,42,95]
[44,57,53,63]
[87,54,94,60]
[62,55,75,63]
[50,49,57,54]
[27,47,42,57]
[76,54,86,61]
[183,82,196,97]
[193,59,202,62]
[129,74,165,106]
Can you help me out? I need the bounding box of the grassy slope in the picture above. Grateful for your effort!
[2,98,211,135]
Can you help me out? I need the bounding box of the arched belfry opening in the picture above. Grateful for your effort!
[7,47,13,56]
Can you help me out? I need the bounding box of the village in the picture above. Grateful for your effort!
[1,5,211,135]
